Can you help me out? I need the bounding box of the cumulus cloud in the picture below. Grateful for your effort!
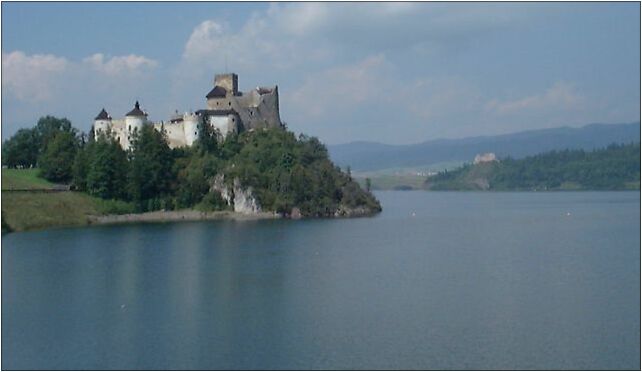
[179,15,316,75]
[486,82,583,115]
[3,50,159,104]
[83,53,158,76]
[178,3,526,79]
[182,20,226,61]
[2,51,68,101]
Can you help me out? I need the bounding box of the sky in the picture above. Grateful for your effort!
[2,2,640,145]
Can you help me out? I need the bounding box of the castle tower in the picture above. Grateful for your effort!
[93,108,112,140]
[183,112,199,146]
[214,73,238,95]
[125,101,147,134]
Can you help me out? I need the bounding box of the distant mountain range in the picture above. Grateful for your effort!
[328,122,641,171]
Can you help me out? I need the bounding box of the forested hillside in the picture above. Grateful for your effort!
[3,116,380,219]
[425,143,640,191]
[329,122,640,171]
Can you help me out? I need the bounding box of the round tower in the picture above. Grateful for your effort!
[183,112,199,146]
[125,101,146,135]
[93,108,112,140]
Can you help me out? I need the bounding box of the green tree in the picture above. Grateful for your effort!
[82,135,129,199]
[127,124,174,209]
[38,131,78,182]
[195,119,219,154]
[72,142,91,191]
[34,116,75,158]
[2,129,39,168]
[176,152,220,208]
[219,132,242,160]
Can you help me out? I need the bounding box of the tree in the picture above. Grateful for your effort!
[34,116,75,158]
[86,136,129,199]
[219,132,242,160]
[38,131,78,182]
[72,142,91,191]
[2,129,39,168]
[365,178,372,192]
[195,118,219,154]
[127,124,175,209]
[176,152,220,208]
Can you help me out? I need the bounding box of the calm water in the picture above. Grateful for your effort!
[2,191,640,370]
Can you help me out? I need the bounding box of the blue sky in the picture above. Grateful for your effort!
[2,2,640,144]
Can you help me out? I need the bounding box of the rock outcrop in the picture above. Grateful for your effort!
[333,205,380,218]
[210,174,261,214]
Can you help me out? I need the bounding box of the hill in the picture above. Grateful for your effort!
[424,143,641,191]
[329,122,641,172]
[2,116,381,231]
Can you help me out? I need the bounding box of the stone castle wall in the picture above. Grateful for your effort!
[94,73,282,150]
[206,87,281,132]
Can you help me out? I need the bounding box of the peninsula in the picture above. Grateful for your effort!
[2,73,381,232]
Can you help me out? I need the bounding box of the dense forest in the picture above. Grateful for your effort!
[2,116,381,216]
[425,143,641,191]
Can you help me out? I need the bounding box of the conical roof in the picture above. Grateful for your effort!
[126,101,146,117]
[95,108,110,120]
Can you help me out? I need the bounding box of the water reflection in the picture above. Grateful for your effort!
[2,192,640,370]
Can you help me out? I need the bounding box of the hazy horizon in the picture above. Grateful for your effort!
[2,2,640,145]
[329,121,641,146]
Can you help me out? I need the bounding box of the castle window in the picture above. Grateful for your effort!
[195,132,197,136]
[228,102,231,106]
[216,102,219,106]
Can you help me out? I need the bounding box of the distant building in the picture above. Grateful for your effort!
[473,153,498,164]
[93,73,283,150]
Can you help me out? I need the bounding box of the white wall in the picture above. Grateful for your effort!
[183,116,199,146]
[209,115,236,139]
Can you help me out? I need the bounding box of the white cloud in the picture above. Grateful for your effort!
[3,50,159,104]
[272,3,330,37]
[287,55,392,118]
[179,15,317,74]
[83,53,158,76]
[2,51,68,101]
[182,20,226,61]
[486,82,583,115]
[177,3,526,79]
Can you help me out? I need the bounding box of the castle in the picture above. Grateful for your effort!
[93,73,283,149]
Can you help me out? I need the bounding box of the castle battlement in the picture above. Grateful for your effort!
[93,73,283,150]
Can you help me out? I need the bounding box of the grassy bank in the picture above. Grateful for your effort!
[352,162,463,190]
[2,169,134,232]
[354,174,427,190]
[2,168,57,190]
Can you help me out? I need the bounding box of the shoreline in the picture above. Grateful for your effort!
[88,210,280,226]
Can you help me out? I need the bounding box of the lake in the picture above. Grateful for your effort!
[2,191,640,370]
